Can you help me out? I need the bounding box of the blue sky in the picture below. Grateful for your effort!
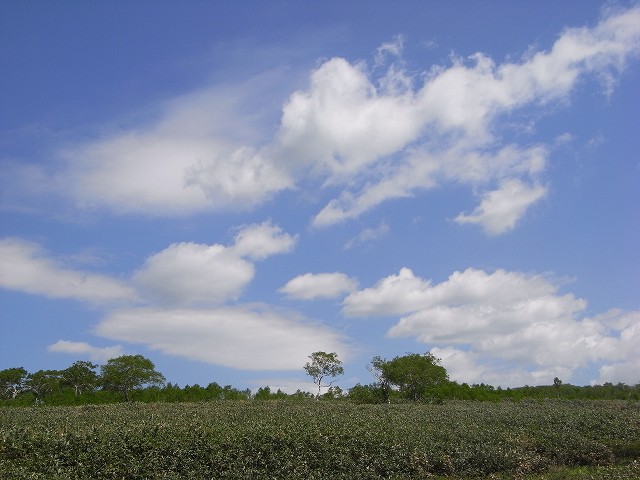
[1,1,639,392]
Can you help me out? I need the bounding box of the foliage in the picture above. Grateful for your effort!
[0,367,28,400]
[100,355,166,402]
[371,352,449,401]
[1,400,638,479]
[303,351,344,398]
[25,370,63,402]
[2,351,639,406]
[62,361,98,395]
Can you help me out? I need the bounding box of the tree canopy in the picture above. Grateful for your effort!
[0,367,28,399]
[304,351,344,398]
[371,352,449,401]
[100,354,166,401]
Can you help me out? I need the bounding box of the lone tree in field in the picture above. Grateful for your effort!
[100,354,165,401]
[304,351,344,398]
[371,352,448,402]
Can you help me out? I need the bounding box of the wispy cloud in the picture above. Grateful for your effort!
[344,222,390,249]
[280,272,358,300]
[47,340,124,363]
[0,238,138,304]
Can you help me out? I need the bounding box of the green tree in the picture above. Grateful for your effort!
[553,377,563,398]
[0,367,28,399]
[304,351,344,398]
[372,352,448,402]
[370,356,392,402]
[62,361,98,395]
[100,355,165,401]
[26,369,63,402]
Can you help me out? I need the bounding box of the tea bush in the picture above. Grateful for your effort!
[1,400,638,479]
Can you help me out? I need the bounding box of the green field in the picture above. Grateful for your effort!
[1,400,639,479]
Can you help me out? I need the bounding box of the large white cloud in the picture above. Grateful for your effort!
[133,221,297,306]
[344,267,640,386]
[51,83,293,216]
[0,238,138,304]
[133,242,254,306]
[280,272,358,300]
[3,7,638,234]
[283,6,640,231]
[95,306,349,371]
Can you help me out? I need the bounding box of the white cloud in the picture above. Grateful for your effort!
[230,220,297,260]
[280,272,358,300]
[278,57,423,180]
[62,131,290,217]
[4,7,638,233]
[597,359,640,386]
[454,179,547,235]
[374,34,405,68]
[432,346,574,387]
[134,221,296,306]
[95,306,349,371]
[344,222,390,249]
[345,267,639,386]
[0,238,138,304]
[283,7,640,231]
[343,267,433,316]
[133,242,254,306]
[42,82,293,216]
[47,340,124,363]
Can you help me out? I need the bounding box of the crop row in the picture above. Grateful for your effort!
[1,400,639,479]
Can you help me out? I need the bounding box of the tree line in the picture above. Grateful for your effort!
[1,351,639,406]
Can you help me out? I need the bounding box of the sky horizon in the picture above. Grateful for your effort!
[1,1,639,393]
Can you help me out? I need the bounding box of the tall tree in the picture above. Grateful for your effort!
[304,351,344,398]
[0,367,28,399]
[100,355,165,401]
[62,361,98,395]
[26,369,62,402]
[372,352,448,401]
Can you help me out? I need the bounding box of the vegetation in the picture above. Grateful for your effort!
[1,351,639,406]
[304,351,344,398]
[2,351,639,478]
[2,400,639,479]
[370,352,449,402]
[99,355,165,402]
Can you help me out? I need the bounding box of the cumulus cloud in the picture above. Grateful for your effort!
[344,267,640,386]
[0,223,349,373]
[133,242,254,306]
[0,238,138,304]
[134,221,297,306]
[343,267,433,316]
[95,306,349,371]
[3,7,638,234]
[47,340,124,363]
[282,6,640,231]
[230,220,297,260]
[454,179,547,235]
[280,272,358,300]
